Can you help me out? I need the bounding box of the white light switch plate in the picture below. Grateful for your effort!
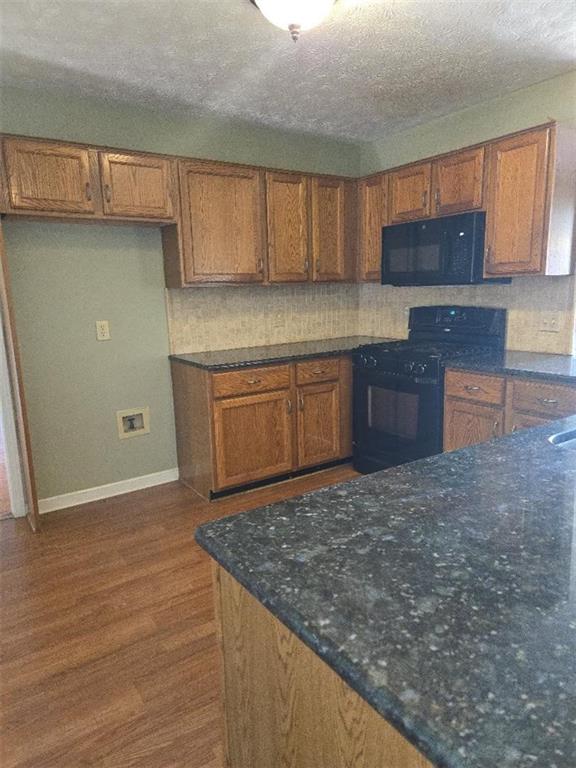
[96,320,111,341]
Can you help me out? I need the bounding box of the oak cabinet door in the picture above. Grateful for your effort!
[443,397,503,452]
[432,148,484,216]
[297,382,341,468]
[311,176,347,281]
[509,411,548,434]
[213,390,294,489]
[484,127,550,276]
[3,138,96,214]
[99,152,174,218]
[389,162,432,223]
[266,171,310,282]
[358,174,387,281]
[179,160,265,283]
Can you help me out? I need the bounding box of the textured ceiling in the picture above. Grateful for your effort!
[0,0,575,142]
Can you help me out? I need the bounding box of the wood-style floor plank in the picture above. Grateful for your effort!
[0,465,357,768]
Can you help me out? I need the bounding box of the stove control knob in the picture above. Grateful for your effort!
[413,363,427,376]
[403,361,415,374]
[368,355,378,367]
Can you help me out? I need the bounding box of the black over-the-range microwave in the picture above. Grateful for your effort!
[381,211,509,286]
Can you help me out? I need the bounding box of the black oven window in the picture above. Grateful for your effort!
[368,386,419,441]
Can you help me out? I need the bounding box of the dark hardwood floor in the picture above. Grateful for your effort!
[0,465,357,768]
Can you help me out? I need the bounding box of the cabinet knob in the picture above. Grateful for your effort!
[286,398,293,414]
[85,182,92,201]
[421,190,428,209]
[298,394,304,411]
[104,184,112,203]
[492,420,500,437]
[434,189,440,210]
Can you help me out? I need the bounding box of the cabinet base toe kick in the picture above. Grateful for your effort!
[205,457,351,500]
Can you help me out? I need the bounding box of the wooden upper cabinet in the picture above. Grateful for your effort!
[213,389,294,489]
[297,381,341,468]
[311,176,347,281]
[484,127,550,276]
[358,174,387,281]
[389,162,432,223]
[266,171,310,282]
[99,152,174,219]
[432,148,484,216]
[3,138,97,214]
[178,160,265,283]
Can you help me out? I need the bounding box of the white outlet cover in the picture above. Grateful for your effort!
[116,407,150,439]
[96,320,111,341]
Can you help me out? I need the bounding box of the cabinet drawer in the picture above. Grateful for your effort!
[511,379,576,419]
[212,364,291,399]
[444,370,505,406]
[296,358,339,384]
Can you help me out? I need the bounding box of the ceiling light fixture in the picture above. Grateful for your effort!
[250,0,335,41]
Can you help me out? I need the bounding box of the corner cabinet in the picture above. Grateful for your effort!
[170,355,352,499]
[176,160,266,284]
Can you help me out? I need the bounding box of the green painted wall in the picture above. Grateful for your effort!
[360,70,576,175]
[0,85,360,501]
[4,221,177,499]
[0,85,360,176]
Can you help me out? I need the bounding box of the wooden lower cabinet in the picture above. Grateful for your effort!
[444,368,576,451]
[213,390,293,489]
[297,381,341,468]
[214,565,433,768]
[171,355,352,499]
[444,398,503,451]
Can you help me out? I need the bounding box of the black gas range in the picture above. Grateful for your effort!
[353,306,506,473]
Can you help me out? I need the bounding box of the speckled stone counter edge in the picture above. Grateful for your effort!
[196,518,458,768]
[446,355,576,385]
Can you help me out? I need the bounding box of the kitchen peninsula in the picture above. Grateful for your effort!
[196,415,576,768]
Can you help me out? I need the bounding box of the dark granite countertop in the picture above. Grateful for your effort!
[169,336,395,370]
[196,417,576,768]
[447,350,576,384]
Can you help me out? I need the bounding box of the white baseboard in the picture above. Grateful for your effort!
[38,468,179,514]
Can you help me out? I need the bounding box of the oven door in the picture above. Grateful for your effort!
[353,369,443,473]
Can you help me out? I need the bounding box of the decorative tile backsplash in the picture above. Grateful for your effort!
[359,275,576,354]
[167,283,360,354]
[167,276,576,356]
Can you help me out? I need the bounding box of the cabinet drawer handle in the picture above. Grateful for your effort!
[286,398,292,414]
[246,378,262,385]
[538,397,558,405]
[464,385,482,392]
[312,369,326,375]
[104,184,112,203]
[85,182,92,201]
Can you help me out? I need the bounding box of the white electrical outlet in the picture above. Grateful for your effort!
[96,320,111,341]
[539,312,561,333]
